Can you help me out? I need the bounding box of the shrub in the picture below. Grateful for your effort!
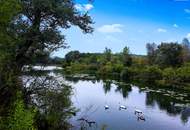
[0,92,36,130]
[139,66,162,83]
[98,62,113,76]
[112,64,124,73]
[176,65,190,83]
[85,64,99,74]
[159,65,190,88]
[120,67,132,81]
[162,67,179,87]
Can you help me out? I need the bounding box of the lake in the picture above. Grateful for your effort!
[24,67,190,130]
[66,76,190,130]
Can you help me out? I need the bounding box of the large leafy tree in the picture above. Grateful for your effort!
[65,50,81,64]
[9,0,93,69]
[0,0,93,89]
[155,42,183,67]
[0,0,93,129]
[0,0,93,122]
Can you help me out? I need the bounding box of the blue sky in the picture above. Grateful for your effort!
[53,0,190,57]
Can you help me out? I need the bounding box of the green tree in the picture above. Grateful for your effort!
[0,0,21,113]
[182,38,190,62]
[104,47,112,62]
[0,0,93,98]
[155,42,183,67]
[122,46,132,66]
[0,0,93,129]
[12,0,93,69]
[139,66,162,83]
[65,51,81,64]
[146,43,157,65]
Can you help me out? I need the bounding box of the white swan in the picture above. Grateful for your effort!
[119,105,127,110]
[118,102,127,110]
[104,105,109,110]
[135,109,143,115]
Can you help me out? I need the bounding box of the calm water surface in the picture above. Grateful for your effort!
[23,67,190,130]
[66,77,190,130]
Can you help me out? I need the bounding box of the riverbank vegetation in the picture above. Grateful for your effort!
[63,40,190,90]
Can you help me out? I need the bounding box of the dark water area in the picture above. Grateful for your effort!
[66,76,190,130]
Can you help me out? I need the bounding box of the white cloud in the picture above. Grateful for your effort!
[84,4,93,11]
[97,24,124,33]
[184,9,190,13]
[157,28,167,33]
[186,33,190,39]
[75,4,83,11]
[173,24,179,28]
[74,4,94,12]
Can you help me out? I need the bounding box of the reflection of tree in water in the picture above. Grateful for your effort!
[115,83,132,98]
[181,107,190,124]
[103,80,112,94]
[74,104,98,130]
[64,75,99,84]
[145,92,190,123]
[65,75,80,84]
[102,80,132,98]
[23,72,76,130]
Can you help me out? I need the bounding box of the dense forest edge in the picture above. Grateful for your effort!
[62,40,190,91]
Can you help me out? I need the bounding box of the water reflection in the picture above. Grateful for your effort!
[68,75,190,130]
[181,108,190,123]
[146,92,182,115]
[64,74,99,84]
[115,83,132,98]
[103,80,112,94]
[23,72,76,130]
[23,71,190,130]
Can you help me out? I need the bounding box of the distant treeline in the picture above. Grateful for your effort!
[62,38,190,90]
